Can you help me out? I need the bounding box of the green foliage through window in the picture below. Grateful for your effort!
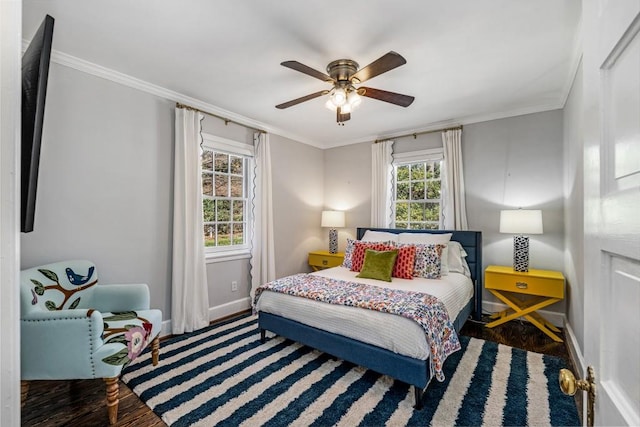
[393,159,442,229]
[202,149,248,248]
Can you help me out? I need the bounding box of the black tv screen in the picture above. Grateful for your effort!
[21,14,54,233]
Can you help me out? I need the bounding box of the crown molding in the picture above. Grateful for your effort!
[22,42,324,148]
[22,41,572,151]
[325,100,565,149]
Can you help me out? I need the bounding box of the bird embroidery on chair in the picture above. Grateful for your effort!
[65,266,95,285]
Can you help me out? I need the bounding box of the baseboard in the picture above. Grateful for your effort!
[208,297,252,322]
[563,320,587,425]
[482,301,565,327]
[159,297,251,338]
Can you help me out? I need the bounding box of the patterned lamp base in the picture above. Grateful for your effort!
[328,228,338,254]
[513,235,530,272]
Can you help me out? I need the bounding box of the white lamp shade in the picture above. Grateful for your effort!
[499,209,543,234]
[321,210,345,228]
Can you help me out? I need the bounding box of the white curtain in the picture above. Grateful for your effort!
[371,140,395,227]
[171,108,210,334]
[442,129,468,230]
[250,132,276,304]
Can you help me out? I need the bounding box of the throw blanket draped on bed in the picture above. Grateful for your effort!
[254,273,461,381]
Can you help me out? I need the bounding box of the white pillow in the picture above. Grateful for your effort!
[446,241,470,276]
[361,230,399,243]
[397,232,452,245]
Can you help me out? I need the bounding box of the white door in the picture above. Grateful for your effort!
[583,0,640,425]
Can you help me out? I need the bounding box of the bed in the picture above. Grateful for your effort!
[255,227,483,408]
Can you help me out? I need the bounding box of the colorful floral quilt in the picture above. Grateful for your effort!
[254,273,461,381]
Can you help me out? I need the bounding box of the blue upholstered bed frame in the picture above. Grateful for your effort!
[258,227,483,408]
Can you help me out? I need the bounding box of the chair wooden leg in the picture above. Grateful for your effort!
[20,381,29,407]
[151,335,160,366]
[104,377,119,425]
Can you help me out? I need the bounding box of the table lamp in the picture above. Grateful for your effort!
[499,209,543,272]
[321,210,345,254]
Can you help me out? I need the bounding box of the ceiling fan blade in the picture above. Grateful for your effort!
[336,107,351,124]
[351,51,407,84]
[359,87,415,107]
[276,90,328,109]
[281,61,334,83]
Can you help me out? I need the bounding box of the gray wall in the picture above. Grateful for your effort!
[562,61,585,349]
[324,110,567,318]
[21,63,174,318]
[20,63,325,325]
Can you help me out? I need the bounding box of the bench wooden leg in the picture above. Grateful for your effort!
[104,377,119,425]
[151,335,160,366]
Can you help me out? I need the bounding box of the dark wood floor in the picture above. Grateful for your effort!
[21,314,575,426]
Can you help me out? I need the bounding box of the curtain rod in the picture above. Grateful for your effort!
[175,102,266,134]
[374,125,462,143]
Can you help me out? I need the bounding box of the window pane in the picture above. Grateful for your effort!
[397,165,410,181]
[411,181,425,200]
[230,156,243,175]
[202,150,213,171]
[423,223,439,230]
[410,223,424,230]
[395,202,408,221]
[202,173,213,196]
[232,200,244,221]
[395,222,408,229]
[216,223,230,246]
[425,203,440,221]
[409,202,424,221]
[232,223,244,245]
[203,199,214,221]
[215,173,228,197]
[411,163,425,180]
[427,181,440,199]
[396,182,410,200]
[215,153,228,173]
[230,176,243,197]
[426,163,434,179]
[433,162,441,179]
[216,200,231,221]
[203,225,215,246]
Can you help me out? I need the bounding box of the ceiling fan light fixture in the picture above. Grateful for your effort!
[347,90,361,108]
[331,87,347,107]
[324,98,337,111]
[340,102,352,114]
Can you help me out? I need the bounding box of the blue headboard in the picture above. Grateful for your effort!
[356,227,483,321]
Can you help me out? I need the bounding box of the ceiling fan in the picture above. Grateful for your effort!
[275,51,415,125]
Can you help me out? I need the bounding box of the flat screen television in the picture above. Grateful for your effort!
[21,14,54,233]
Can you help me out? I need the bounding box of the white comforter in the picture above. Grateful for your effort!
[255,266,473,360]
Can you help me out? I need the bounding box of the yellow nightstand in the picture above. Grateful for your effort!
[308,250,344,271]
[485,265,565,342]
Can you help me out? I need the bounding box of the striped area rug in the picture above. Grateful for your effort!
[122,314,580,426]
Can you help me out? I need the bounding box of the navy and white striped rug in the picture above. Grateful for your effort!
[122,314,580,426]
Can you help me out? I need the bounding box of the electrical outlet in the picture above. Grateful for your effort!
[231,281,238,292]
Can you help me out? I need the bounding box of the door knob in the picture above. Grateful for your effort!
[559,366,596,427]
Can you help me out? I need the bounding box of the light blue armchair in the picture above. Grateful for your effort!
[20,260,162,425]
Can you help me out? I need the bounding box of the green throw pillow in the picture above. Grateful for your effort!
[356,249,398,282]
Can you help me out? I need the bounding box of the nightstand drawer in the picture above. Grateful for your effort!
[308,252,343,269]
[485,269,564,298]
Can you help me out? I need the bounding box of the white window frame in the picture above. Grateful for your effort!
[201,133,254,262]
[391,148,444,230]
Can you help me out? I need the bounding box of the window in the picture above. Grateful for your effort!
[392,149,443,230]
[201,134,253,255]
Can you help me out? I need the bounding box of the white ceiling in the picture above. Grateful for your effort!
[22,0,581,149]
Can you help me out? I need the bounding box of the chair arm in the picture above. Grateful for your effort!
[92,283,150,312]
[21,310,106,379]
